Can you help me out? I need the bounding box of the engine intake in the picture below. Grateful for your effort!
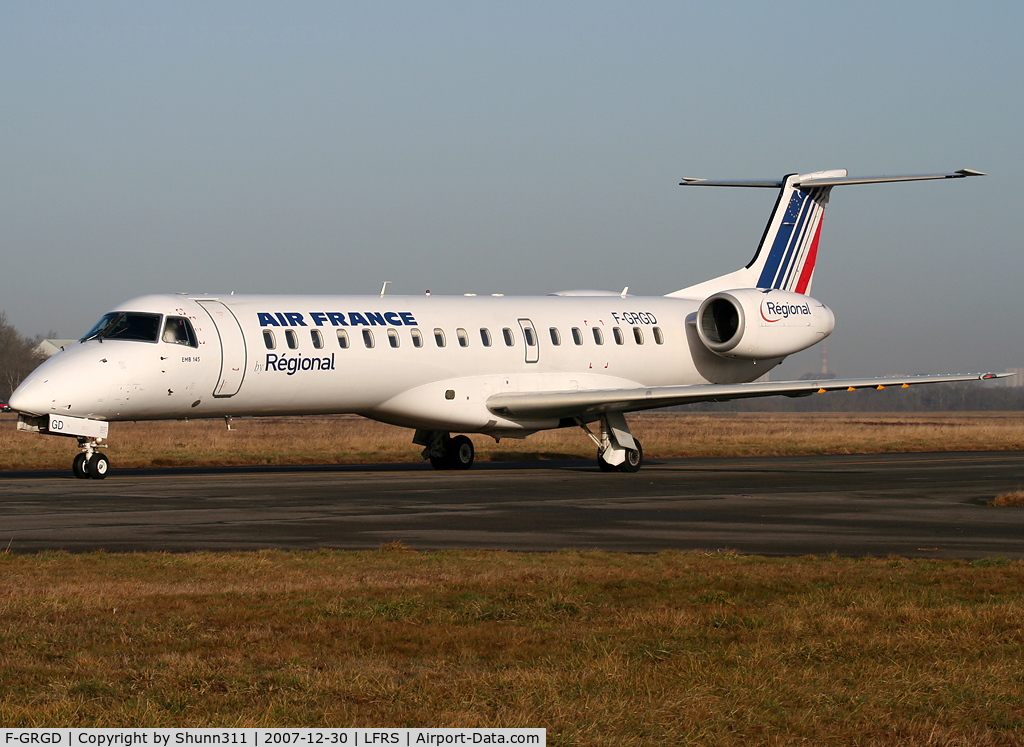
[696,288,835,359]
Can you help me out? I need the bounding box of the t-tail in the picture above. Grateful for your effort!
[668,168,984,300]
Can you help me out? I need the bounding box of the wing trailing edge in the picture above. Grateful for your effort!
[486,373,1012,421]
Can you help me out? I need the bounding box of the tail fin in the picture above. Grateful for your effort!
[669,168,984,299]
[748,171,836,295]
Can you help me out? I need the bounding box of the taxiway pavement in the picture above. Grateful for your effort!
[1,452,1021,557]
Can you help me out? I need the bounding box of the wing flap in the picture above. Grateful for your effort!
[486,373,1011,420]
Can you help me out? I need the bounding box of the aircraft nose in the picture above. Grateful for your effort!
[8,376,55,417]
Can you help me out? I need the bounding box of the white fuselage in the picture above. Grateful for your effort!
[16,293,778,435]
[8,168,985,478]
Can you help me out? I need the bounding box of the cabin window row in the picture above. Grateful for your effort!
[262,325,665,350]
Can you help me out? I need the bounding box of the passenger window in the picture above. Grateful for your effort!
[613,327,624,345]
[163,316,198,348]
[263,330,276,350]
[549,327,560,345]
[457,328,469,347]
[572,327,583,345]
[388,328,400,348]
[480,328,492,347]
[434,328,446,347]
[633,327,644,344]
[285,329,298,349]
[593,328,604,345]
[411,328,423,348]
[362,329,374,348]
[524,327,536,346]
[502,328,514,346]
[653,326,665,344]
[311,329,324,349]
[337,329,349,349]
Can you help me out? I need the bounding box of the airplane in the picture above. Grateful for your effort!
[8,167,1007,479]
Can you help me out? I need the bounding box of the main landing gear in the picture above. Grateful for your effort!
[72,437,110,479]
[415,413,643,473]
[597,440,643,473]
[415,431,475,470]
[581,412,644,473]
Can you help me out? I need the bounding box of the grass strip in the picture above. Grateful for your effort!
[1,550,1022,745]
[4,412,1024,471]
[990,490,1024,507]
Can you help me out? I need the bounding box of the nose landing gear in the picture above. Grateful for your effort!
[15,413,113,479]
[73,437,110,479]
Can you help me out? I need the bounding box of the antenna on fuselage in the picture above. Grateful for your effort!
[380,281,391,297]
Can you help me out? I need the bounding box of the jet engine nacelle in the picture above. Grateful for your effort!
[696,289,835,359]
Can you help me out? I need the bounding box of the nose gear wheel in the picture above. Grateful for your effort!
[72,437,110,479]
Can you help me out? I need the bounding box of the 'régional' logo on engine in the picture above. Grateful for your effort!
[760,298,811,323]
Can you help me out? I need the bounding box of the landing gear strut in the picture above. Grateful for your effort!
[73,437,109,479]
[16,413,112,479]
[415,430,475,470]
[581,412,644,473]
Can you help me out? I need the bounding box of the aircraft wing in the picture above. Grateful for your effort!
[486,373,1011,421]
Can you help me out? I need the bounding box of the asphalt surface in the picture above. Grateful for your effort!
[1,452,1022,557]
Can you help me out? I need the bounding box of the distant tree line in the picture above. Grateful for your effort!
[0,313,47,402]
[683,381,1024,413]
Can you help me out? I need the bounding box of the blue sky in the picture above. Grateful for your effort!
[2,1,1021,378]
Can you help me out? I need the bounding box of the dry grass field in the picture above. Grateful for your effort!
[0,550,1022,743]
[4,413,1023,742]
[3,411,1024,470]
[990,490,1024,507]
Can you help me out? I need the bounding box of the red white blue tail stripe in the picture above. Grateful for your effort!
[754,184,830,295]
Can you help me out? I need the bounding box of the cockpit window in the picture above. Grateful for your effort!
[81,312,162,343]
[162,316,198,347]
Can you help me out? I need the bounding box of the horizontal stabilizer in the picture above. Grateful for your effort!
[680,169,985,188]
[795,169,986,187]
[679,177,784,188]
[487,373,1012,421]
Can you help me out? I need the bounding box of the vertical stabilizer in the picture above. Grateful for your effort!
[670,170,843,299]
[669,168,982,301]
[749,171,840,295]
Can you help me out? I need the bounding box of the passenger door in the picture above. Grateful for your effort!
[197,300,247,397]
